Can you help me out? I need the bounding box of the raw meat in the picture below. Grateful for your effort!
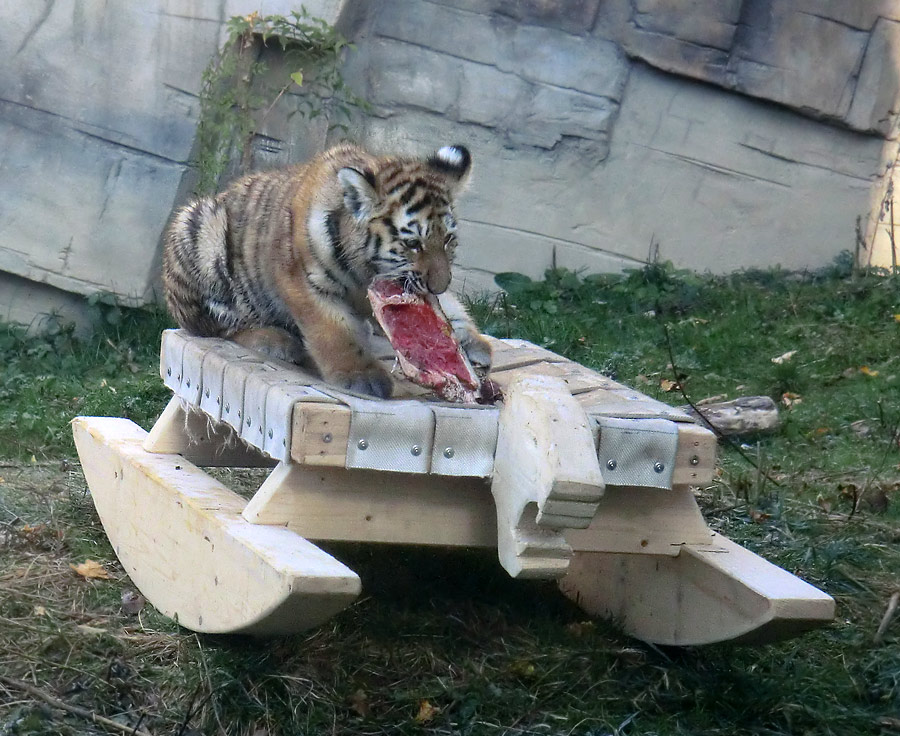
[368,280,494,403]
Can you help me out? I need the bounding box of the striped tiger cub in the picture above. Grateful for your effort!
[162,143,492,398]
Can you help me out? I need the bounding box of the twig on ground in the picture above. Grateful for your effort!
[663,325,782,488]
[874,590,900,644]
[0,674,154,736]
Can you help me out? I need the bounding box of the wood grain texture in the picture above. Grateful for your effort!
[73,416,360,635]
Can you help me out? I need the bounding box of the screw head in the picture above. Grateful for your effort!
[268,429,273,439]
[166,367,172,376]
[322,433,333,444]
[606,459,617,470]
[411,445,422,456]
[205,388,210,398]
[358,438,368,450]
[443,447,455,459]
[654,462,665,473]
[224,402,230,413]
[690,455,700,466]
[185,378,191,388]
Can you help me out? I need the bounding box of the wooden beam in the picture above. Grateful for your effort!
[73,416,360,635]
[242,463,496,547]
[559,535,835,646]
[490,374,605,579]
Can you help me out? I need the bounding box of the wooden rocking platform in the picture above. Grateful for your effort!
[72,330,835,645]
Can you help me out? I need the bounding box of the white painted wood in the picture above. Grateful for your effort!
[490,374,605,579]
[242,462,497,547]
[73,416,361,635]
[559,535,834,646]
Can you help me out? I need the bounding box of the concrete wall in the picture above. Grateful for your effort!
[1,0,898,329]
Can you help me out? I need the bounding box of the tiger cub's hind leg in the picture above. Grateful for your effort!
[231,327,310,367]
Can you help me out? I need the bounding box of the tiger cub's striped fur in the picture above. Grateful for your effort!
[163,143,491,398]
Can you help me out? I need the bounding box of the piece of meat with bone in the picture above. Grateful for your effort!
[367,279,499,403]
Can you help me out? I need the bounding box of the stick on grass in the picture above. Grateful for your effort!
[0,675,154,736]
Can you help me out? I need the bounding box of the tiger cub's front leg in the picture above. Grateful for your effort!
[299,300,394,398]
[437,291,493,373]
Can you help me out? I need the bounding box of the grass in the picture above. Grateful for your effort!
[1,261,899,735]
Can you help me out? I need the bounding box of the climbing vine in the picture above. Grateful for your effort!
[194,9,367,195]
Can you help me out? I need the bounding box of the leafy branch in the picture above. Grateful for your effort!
[194,9,368,195]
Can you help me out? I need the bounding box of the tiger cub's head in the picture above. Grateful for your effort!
[338,145,472,295]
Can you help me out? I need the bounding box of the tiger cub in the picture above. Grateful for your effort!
[162,142,492,398]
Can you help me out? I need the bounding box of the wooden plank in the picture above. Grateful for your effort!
[486,336,569,371]
[559,535,834,646]
[490,374,605,579]
[242,463,496,547]
[490,361,608,395]
[291,403,352,467]
[672,423,717,486]
[73,416,360,635]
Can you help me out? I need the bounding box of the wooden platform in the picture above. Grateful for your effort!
[73,330,835,645]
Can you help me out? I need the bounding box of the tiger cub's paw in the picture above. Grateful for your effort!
[332,363,394,399]
[460,331,493,373]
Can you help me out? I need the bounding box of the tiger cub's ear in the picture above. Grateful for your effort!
[337,166,378,221]
[427,145,472,193]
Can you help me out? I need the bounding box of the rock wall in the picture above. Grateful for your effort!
[1,0,898,329]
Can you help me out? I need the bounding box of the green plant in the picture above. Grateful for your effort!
[195,9,367,194]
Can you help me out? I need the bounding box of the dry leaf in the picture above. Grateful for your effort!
[415,700,440,723]
[33,605,47,617]
[349,689,371,718]
[565,621,595,638]
[76,624,107,635]
[659,378,680,393]
[71,559,112,580]
[781,392,802,408]
[816,495,832,513]
[121,590,146,615]
[749,509,771,523]
[893,314,900,323]
[859,365,879,377]
[771,350,797,364]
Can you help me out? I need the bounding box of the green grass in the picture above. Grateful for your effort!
[1,264,899,735]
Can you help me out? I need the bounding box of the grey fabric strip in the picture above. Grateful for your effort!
[596,417,679,490]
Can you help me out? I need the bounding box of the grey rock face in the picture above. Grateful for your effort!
[2,0,900,331]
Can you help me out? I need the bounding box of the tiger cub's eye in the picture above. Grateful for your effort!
[404,239,422,252]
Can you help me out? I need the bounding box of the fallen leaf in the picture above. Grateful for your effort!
[781,392,802,408]
[415,700,440,723]
[659,378,680,393]
[70,559,112,580]
[816,495,832,513]
[75,624,107,635]
[121,590,145,615]
[859,366,879,377]
[749,509,771,523]
[33,605,47,617]
[771,350,797,364]
[565,621,595,638]
[509,660,536,678]
[349,689,371,718]
[893,314,900,323]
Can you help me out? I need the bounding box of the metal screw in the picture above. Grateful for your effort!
[606,459,617,470]
[443,447,455,459]
[268,429,273,439]
[166,367,172,376]
[246,417,251,427]
[322,433,333,444]
[224,402,230,413]
[205,389,210,398]
[411,445,422,456]
[690,455,700,466]
[185,378,191,388]
[654,462,665,473]
[358,439,368,450]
